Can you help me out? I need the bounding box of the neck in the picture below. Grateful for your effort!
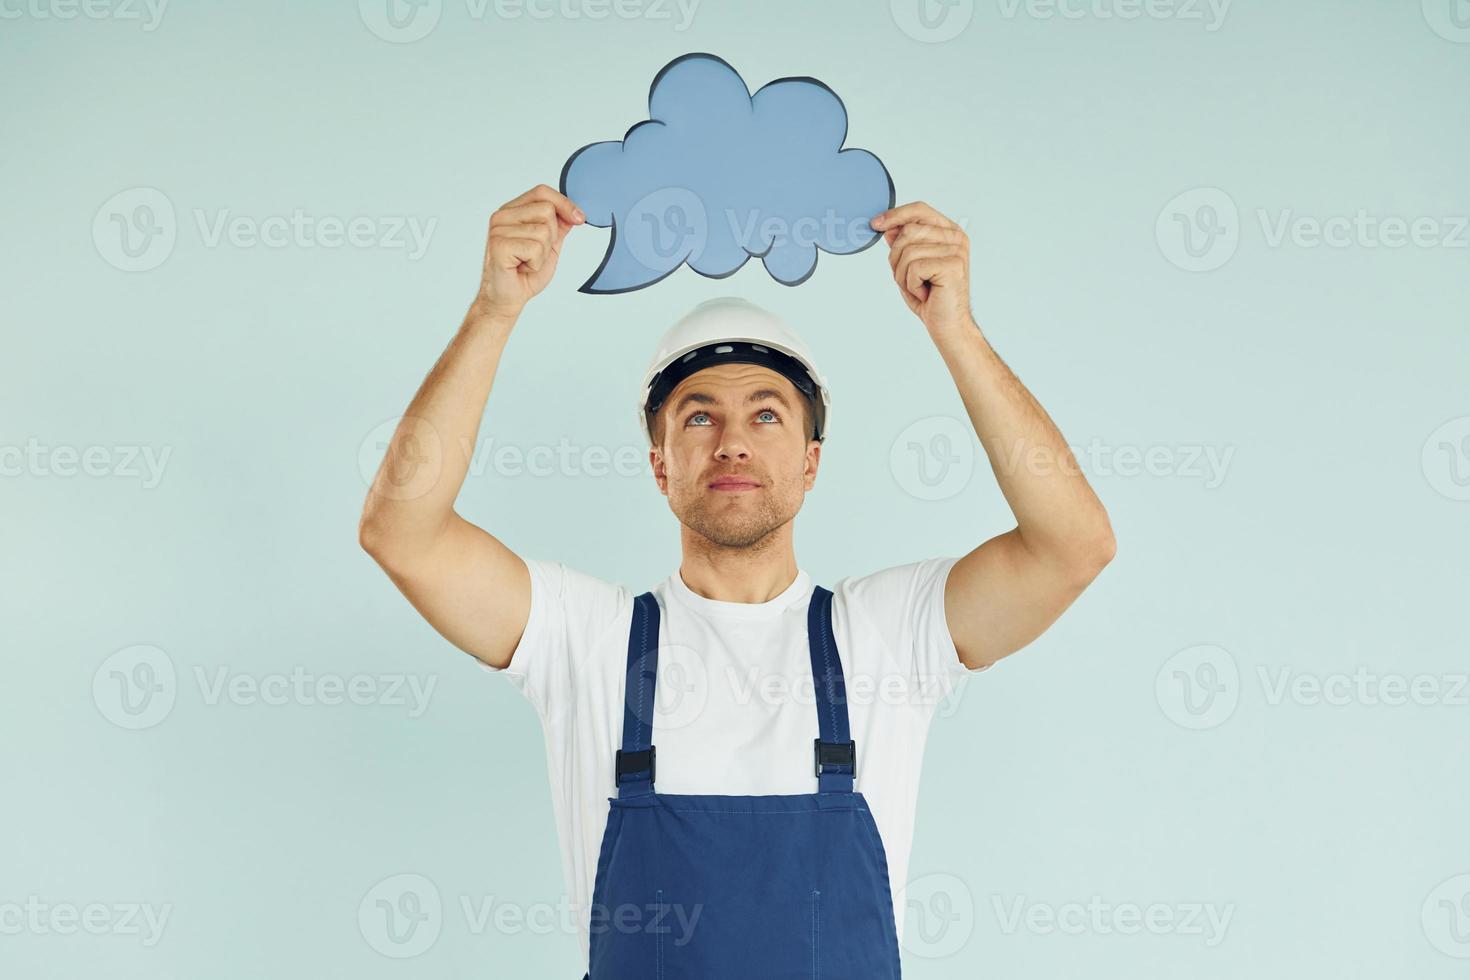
[677,524,799,603]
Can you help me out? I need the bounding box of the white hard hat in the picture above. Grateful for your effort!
[637,297,831,445]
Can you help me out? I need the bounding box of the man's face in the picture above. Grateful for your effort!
[651,362,820,549]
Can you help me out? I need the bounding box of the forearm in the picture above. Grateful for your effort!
[931,317,1114,565]
[876,200,1114,664]
[359,302,516,554]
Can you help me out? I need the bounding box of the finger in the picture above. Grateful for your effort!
[892,242,954,286]
[489,237,546,273]
[871,201,956,232]
[905,255,963,300]
[888,227,964,274]
[502,184,584,227]
[892,223,966,253]
[893,243,952,297]
[492,202,560,248]
[489,221,555,253]
[492,201,556,226]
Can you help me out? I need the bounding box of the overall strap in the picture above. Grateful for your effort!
[807,585,856,794]
[615,591,660,798]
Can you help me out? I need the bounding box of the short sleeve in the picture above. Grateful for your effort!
[481,557,626,720]
[837,555,989,712]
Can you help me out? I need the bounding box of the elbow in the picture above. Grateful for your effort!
[359,518,411,579]
[1046,521,1115,587]
[358,514,386,559]
[358,507,438,573]
[358,508,397,562]
[1074,527,1117,582]
[1019,521,1117,586]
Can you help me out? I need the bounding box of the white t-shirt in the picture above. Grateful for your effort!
[484,555,987,963]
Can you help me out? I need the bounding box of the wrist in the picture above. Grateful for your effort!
[926,309,982,345]
[465,296,520,334]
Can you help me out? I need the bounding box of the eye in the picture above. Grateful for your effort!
[756,408,781,423]
[686,412,712,426]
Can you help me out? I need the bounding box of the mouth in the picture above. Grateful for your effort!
[708,476,762,492]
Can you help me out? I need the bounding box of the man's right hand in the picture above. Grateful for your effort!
[475,184,585,321]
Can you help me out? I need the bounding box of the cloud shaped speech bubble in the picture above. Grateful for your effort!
[559,53,895,294]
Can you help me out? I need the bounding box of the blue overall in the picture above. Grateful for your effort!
[582,586,904,979]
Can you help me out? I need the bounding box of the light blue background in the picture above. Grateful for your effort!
[4,1,1468,977]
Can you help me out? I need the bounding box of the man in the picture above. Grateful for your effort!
[359,184,1115,976]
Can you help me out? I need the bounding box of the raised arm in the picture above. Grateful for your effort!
[358,185,585,669]
[872,202,1116,671]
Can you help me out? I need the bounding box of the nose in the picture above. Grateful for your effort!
[714,432,751,462]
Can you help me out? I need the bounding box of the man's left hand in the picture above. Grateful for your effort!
[871,202,974,335]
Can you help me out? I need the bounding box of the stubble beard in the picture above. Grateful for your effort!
[674,482,799,550]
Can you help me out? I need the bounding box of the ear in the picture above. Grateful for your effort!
[803,439,821,491]
[650,445,668,496]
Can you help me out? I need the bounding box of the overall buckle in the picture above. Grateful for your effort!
[813,738,856,776]
[615,746,656,784]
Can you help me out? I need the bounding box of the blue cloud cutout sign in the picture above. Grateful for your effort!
[560,53,895,294]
